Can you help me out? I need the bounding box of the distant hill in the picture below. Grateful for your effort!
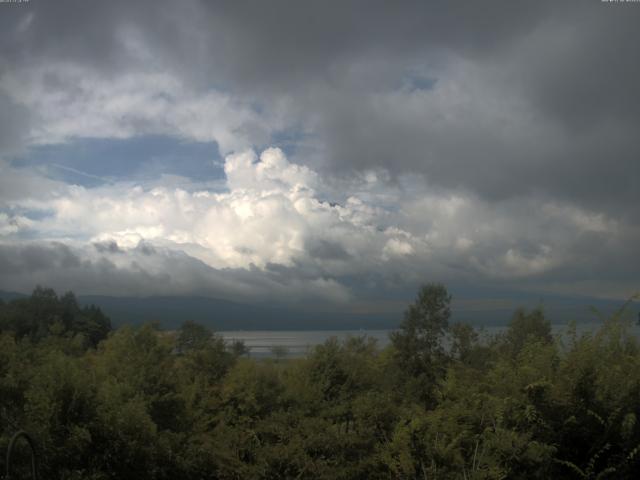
[1,289,636,331]
[76,295,398,331]
[450,288,637,327]
[0,290,27,302]
[79,292,635,330]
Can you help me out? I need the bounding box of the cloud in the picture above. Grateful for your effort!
[225,148,318,191]
[1,148,636,301]
[0,93,31,157]
[0,240,352,305]
[1,63,272,153]
[2,1,638,216]
[0,1,638,304]
[0,213,33,236]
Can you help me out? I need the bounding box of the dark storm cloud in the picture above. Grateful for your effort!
[196,0,556,90]
[0,241,351,305]
[517,7,640,129]
[0,0,199,74]
[311,85,640,217]
[0,93,30,156]
[93,240,123,254]
[0,1,553,78]
[306,239,351,261]
[1,1,556,90]
[0,242,82,274]
[203,1,637,218]
[3,0,637,217]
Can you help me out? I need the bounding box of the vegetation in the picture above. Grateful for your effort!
[1,284,639,479]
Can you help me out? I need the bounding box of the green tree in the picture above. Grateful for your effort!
[449,322,478,364]
[270,345,289,361]
[230,339,250,358]
[0,287,110,347]
[505,307,552,356]
[390,283,451,406]
[176,320,213,353]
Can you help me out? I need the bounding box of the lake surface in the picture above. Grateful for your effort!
[220,322,640,358]
[220,330,392,358]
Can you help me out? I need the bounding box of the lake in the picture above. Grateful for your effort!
[219,329,392,358]
[220,322,640,358]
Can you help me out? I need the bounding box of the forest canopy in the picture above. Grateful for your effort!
[1,285,639,479]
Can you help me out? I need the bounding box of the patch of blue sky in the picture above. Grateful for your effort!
[0,205,55,221]
[4,228,46,241]
[270,127,310,158]
[402,73,437,92]
[10,136,226,187]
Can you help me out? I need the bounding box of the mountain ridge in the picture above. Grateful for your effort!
[1,290,636,331]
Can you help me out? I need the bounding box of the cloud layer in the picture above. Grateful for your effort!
[1,148,637,303]
[0,1,638,305]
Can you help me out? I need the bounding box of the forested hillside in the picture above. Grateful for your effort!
[1,286,639,479]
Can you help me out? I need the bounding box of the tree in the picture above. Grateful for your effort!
[450,322,479,364]
[230,339,250,358]
[176,320,213,353]
[390,283,451,406]
[77,305,111,347]
[270,345,289,361]
[505,307,552,356]
[0,287,111,347]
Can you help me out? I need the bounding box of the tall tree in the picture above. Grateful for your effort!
[390,283,451,406]
[505,307,552,356]
[176,320,213,353]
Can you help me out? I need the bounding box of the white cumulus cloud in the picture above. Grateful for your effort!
[0,62,274,153]
[0,147,634,301]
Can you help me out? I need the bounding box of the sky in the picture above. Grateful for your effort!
[0,0,638,315]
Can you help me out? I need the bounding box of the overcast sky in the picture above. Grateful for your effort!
[0,0,638,311]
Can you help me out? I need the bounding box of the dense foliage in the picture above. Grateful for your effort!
[1,285,639,479]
